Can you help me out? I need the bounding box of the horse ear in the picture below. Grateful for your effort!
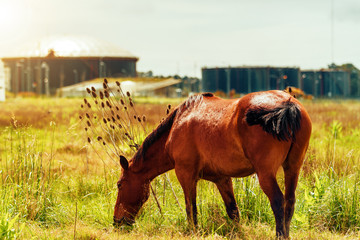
[120,155,129,170]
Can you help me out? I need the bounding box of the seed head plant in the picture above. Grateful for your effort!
[79,78,150,163]
[79,78,175,213]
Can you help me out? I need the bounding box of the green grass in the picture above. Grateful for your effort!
[0,97,359,239]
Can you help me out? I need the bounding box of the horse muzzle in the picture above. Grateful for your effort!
[113,216,135,227]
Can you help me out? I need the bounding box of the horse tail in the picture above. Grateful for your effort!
[245,99,302,141]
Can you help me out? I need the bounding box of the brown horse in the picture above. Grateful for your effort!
[113,90,312,238]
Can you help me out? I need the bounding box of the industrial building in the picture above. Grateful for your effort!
[202,66,300,94]
[2,35,359,99]
[202,66,360,98]
[301,70,352,98]
[1,35,138,95]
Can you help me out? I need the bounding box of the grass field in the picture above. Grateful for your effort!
[0,96,359,239]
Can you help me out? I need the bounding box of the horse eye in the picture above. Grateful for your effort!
[117,183,122,189]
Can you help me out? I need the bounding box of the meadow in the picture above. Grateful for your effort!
[0,95,359,239]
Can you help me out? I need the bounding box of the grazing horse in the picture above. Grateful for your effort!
[113,90,312,238]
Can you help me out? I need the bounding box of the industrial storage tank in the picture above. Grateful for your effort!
[301,71,322,96]
[201,66,300,94]
[301,69,351,97]
[1,35,138,95]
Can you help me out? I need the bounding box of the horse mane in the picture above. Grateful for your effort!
[245,99,302,141]
[134,108,178,161]
[134,92,214,162]
[178,92,213,113]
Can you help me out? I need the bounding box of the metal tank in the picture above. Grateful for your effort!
[202,66,300,95]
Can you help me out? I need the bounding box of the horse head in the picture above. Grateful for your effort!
[113,155,150,227]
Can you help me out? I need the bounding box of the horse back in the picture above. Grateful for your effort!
[166,94,252,177]
[166,91,311,178]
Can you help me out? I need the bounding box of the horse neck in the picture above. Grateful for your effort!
[133,132,174,181]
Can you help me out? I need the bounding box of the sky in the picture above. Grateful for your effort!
[0,0,359,78]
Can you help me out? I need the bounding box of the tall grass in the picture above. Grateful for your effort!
[0,213,24,239]
[0,121,119,238]
[0,122,58,222]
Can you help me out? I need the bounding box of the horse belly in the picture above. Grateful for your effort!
[198,138,255,178]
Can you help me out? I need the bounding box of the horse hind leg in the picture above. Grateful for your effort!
[282,144,308,238]
[282,168,299,239]
[256,172,286,238]
[214,177,239,221]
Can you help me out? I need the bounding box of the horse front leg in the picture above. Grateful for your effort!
[214,177,239,221]
[175,167,199,229]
